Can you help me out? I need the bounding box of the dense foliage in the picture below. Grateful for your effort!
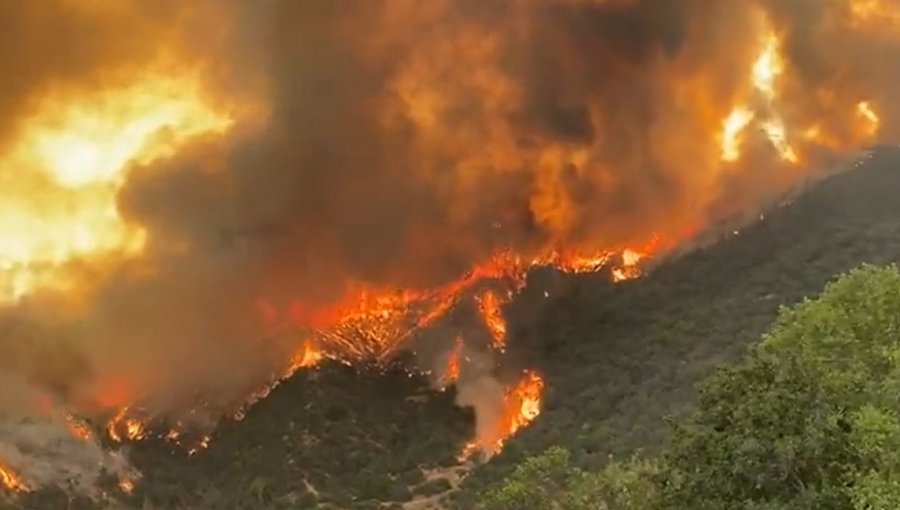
[480,264,900,509]
[478,446,660,510]
[3,147,900,508]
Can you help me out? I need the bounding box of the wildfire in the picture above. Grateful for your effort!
[107,407,147,443]
[849,0,900,27]
[289,340,325,373]
[752,32,783,101]
[722,107,756,162]
[248,238,661,457]
[460,370,545,459]
[0,462,28,493]
[0,74,232,302]
[761,117,800,164]
[717,20,878,166]
[498,370,544,447]
[65,414,94,441]
[0,0,894,492]
[445,336,465,384]
[118,477,135,494]
[721,28,794,164]
[476,290,508,352]
[266,241,654,370]
[857,101,881,135]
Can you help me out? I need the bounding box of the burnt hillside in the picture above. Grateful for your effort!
[8,145,900,510]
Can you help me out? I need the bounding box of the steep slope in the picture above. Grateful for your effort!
[457,145,900,502]
[7,146,900,510]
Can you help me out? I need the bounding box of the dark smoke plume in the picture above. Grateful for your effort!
[0,0,896,493]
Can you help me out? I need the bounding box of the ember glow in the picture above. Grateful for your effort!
[0,463,28,493]
[476,290,509,353]
[0,0,897,495]
[107,407,147,443]
[445,336,465,385]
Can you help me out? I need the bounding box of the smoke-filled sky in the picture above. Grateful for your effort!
[0,0,897,492]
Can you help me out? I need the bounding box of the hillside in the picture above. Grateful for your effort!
[7,145,900,510]
[457,146,900,502]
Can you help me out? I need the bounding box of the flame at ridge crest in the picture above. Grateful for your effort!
[0,0,896,493]
[268,242,657,369]
[716,15,884,167]
[752,32,783,101]
[251,243,657,459]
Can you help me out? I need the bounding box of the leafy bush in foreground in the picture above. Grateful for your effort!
[481,265,900,509]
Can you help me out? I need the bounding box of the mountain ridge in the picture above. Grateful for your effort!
[6,145,900,509]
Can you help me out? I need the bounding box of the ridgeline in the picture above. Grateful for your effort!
[8,146,900,510]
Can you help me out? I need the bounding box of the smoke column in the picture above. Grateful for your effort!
[0,0,896,493]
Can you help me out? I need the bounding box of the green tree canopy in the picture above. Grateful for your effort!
[477,446,660,510]
[479,264,900,509]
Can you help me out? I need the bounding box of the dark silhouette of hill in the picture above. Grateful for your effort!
[7,145,900,510]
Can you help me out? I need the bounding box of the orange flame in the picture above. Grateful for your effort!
[857,101,880,135]
[445,336,465,384]
[721,106,755,162]
[107,407,147,443]
[752,31,783,100]
[188,435,211,457]
[250,240,660,455]
[500,370,544,445]
[118,477,136,494]
[612,248,645,282]
[461,369,545,459]
[0,462,28,493]
[476,290,508,352]
[289,340,325,373]
[65,414,94,441]
[3,1,890,470]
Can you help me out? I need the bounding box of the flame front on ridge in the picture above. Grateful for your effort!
[0,0,895,496]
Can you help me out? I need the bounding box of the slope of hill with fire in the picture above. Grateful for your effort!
[7,145,900,510]
[0,0,898,509]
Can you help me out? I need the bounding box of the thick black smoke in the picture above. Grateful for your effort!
[0,0,896,493]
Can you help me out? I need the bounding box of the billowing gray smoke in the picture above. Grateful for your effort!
[0,0,896,495]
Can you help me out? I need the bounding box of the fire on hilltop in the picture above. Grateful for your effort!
[0,0,895,493]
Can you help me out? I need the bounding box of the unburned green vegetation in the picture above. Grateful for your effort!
[479,264,900,509]
[4,146,900,509]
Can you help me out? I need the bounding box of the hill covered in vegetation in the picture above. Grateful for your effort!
[6,145,900,509]
[480,262,900,509]
[455,145,900,506]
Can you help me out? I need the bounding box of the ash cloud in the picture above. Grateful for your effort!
[0,0,897,493]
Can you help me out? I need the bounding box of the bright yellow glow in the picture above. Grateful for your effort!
[752,32,783,100]
[857,101,880,135]
[0,75,232,301]
[721,106,755,162]
[761,117,799,163]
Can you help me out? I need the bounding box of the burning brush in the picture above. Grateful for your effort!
[0,0,896,499]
